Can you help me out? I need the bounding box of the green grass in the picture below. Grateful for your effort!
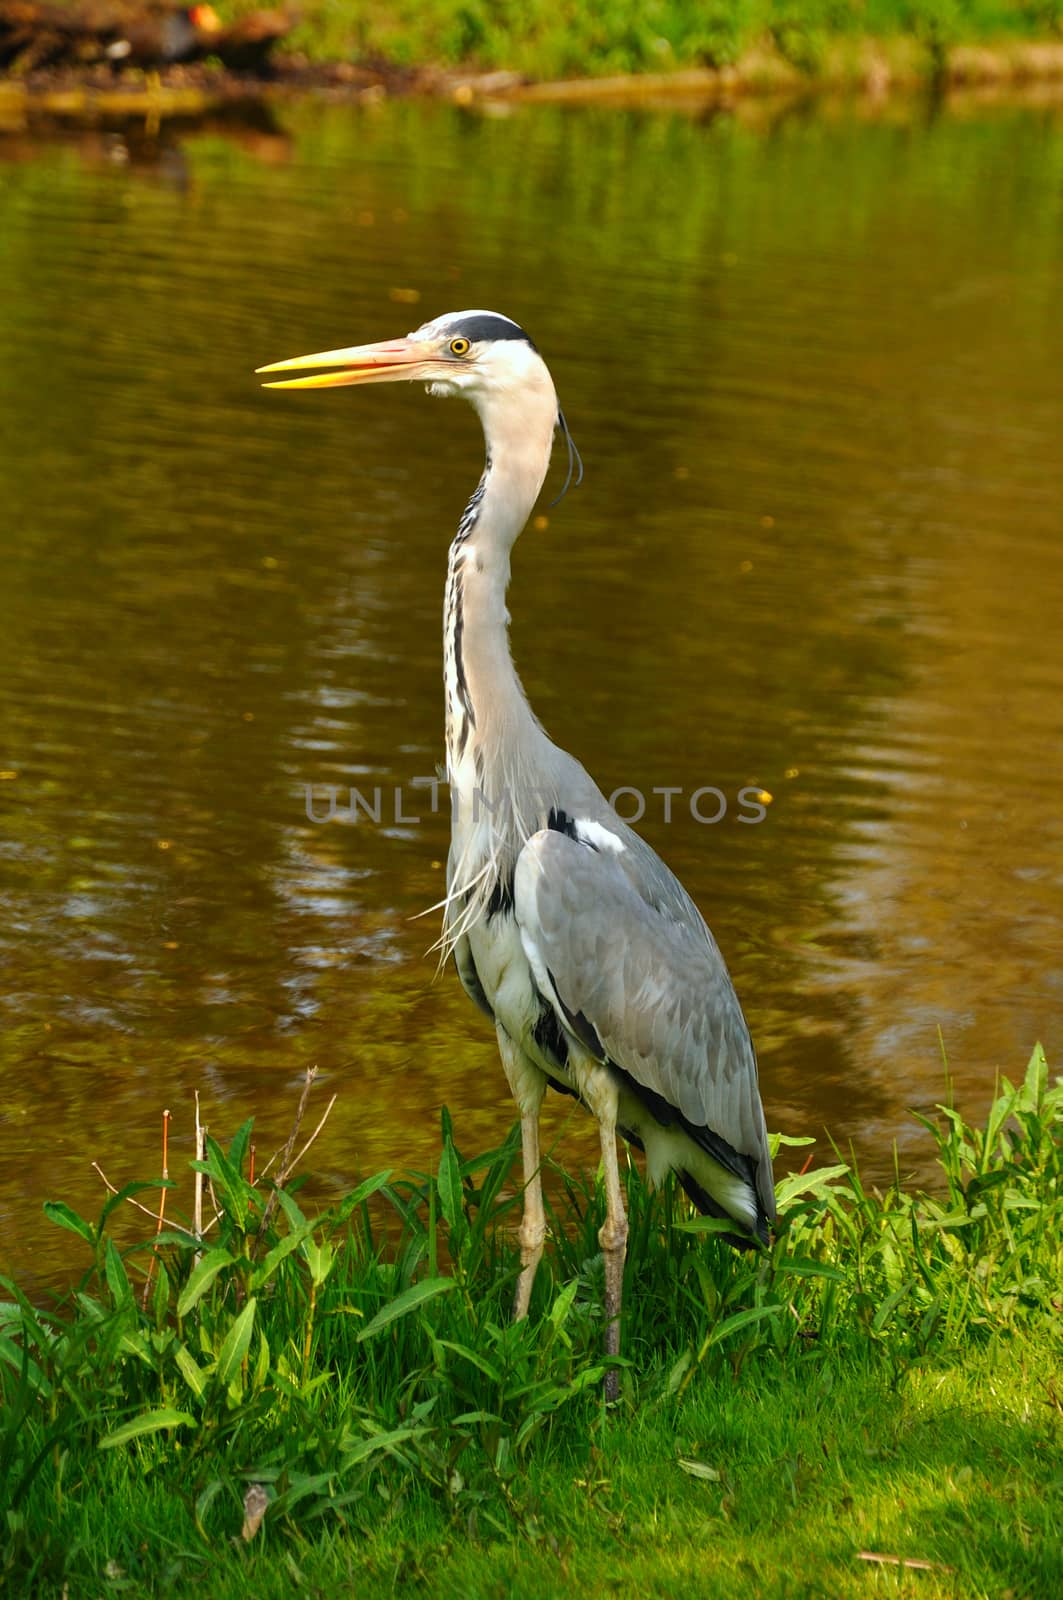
[2,1046,1060,1598]
[214,0,1063,78]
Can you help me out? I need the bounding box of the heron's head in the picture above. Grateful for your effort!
[258,310,581,503]
[259,308,551,408]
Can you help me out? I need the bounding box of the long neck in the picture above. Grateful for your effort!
[443,389,556,791]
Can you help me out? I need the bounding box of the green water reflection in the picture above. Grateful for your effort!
[1,95,1061,1284]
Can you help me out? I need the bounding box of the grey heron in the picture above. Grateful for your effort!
[259,311,775,1394]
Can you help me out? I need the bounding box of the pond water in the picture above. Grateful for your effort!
[1,91,1061,1285]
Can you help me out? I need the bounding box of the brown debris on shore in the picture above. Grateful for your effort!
[3,26,1063,132]
[0,2,295,73]
[0,47,425,128]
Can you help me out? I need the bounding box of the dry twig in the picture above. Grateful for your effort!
[141,1108,171,1310]
[91,1161,196,1237]
[193,1090,205,1263]
[254,1066,319,1250]
[290,1094,338,1176]
[856,1552,949,1572]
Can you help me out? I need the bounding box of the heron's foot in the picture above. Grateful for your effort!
[512,1218,546,1320]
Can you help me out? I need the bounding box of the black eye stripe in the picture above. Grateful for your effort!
[445,313,537,350]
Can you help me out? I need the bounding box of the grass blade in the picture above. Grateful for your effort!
[99,1408,196,1449]
[356,1277,456,1341]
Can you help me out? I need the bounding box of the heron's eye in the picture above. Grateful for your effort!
[448,337,471,357]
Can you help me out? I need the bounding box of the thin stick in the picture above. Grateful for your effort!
[141,1109,171,1311]
[193,1091,205,1264]
[254,1066,318,1249]
[857,1553,948,1572]
[255,1128,292,1186]
[256,1147,281,1182]
[91,1162,196,1237]
[289,1094,337,1177]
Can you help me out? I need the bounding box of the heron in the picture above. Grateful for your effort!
[258,310,775,1394]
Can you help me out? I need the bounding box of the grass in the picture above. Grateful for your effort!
[208,0,1063,79]
[1,1045,1060,1598]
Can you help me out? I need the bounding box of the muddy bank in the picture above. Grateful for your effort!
[505,40,1063,103]
[3,36,1063,129]
[0,55,411,126]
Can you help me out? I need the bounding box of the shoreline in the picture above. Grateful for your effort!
[3,36,1063,127]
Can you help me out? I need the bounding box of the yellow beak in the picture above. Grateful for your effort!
[256,336,442,391]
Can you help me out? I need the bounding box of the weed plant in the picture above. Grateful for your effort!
[1,1045,1059,1596]
[205,0,1063,79]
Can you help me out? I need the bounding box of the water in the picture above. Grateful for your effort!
[1,93,1061,1285]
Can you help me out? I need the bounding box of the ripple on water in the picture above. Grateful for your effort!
[1,99,1061,1284]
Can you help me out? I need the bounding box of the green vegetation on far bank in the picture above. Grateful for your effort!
[2,1047,1060,1599]
[241,0,1063,80]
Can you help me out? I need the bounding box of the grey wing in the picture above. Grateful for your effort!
[513,827,775,1225]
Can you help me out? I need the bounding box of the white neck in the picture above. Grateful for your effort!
[442,364,558,786]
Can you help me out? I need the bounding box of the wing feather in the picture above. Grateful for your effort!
[514,828,774,1224]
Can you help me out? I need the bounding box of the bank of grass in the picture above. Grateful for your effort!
[221,0,1063,80]
[2,1046,1060,1598]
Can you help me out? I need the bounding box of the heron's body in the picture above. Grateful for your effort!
[260,309,775,1393]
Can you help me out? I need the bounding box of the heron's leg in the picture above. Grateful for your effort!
[597,1117,628,1402]
[512,1100,547,1320]
[497,1029,547,1320]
